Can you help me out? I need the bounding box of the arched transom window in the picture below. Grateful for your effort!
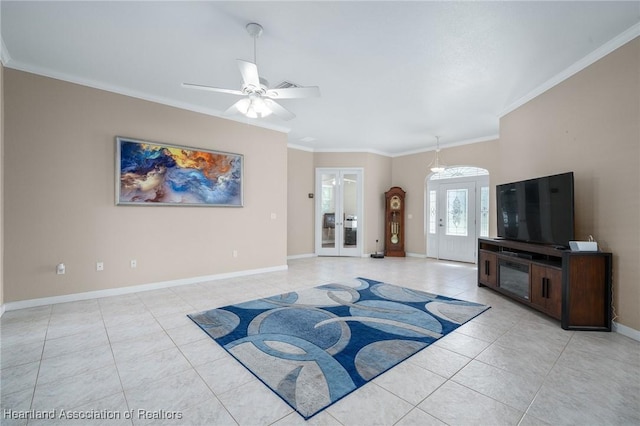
[429,166,489,180]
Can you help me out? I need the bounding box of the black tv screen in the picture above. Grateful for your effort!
[496,172,574,248]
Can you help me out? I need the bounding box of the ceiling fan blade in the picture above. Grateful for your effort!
[182,83,243,96]
[263,99,295,121]
[237,59,261,88]
[265,86,320,99]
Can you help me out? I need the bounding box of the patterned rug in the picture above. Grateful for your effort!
[188,277,490,419]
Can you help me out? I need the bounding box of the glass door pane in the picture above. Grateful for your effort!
[446,188,468,236]
[480,186,489,237]
[320,172,337,249]
[342,173,358,250]
[315,168,363,257]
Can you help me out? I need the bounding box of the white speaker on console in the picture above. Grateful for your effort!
[569,241,598,251]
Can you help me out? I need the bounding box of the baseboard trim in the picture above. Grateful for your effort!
[362,252,427,259]
[406,252,428,258]
[6,263,638,344]
[613,321,640,342]
[3,264,288,312]
[286,253,316,260]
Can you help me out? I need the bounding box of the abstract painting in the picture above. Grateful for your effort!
[116,137,243,206]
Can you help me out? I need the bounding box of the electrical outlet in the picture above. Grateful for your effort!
[232,250,238,258]
[96,262,104,271]
[130,259,137,268]
[56,263,65,275]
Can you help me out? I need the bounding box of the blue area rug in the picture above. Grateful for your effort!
[188,277,490,419]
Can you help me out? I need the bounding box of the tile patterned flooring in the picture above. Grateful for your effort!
[1,256,639,425]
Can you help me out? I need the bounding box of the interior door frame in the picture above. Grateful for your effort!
[315,168,364,257]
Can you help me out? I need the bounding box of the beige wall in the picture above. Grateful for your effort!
[391,140,501,255]
[389,38,639,331]
[4,69,288,303]
[290,144,500,258]
[366,153,394,253]
[314,152,392,254]
[499,38,639,331]
[4,38,637,333]
[287,148,315,256]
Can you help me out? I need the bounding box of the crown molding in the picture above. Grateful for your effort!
[287,133,501,157]
[3,59,292,134]
[287,142,393,156]
[312,146,393,157]
[392,134,500,158]
[287,143,315,152]
[287,143,392,156]
[1,37,11,66]
[0,3,4,65]
[500,22,640,117]
[5,22,635,156]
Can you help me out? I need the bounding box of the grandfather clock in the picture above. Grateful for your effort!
[384,187,406,257]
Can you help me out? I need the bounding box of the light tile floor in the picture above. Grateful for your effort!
[1,257,639,425]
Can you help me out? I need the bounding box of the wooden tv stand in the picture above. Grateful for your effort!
[477,238,612,331]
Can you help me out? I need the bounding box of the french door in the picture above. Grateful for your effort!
[437,181,477,263]
[315,168,363,257]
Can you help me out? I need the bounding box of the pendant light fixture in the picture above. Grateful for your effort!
[430,136,446,173]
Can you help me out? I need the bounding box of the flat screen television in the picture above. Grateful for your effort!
[496,172,574,248]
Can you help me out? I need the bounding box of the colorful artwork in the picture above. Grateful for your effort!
[116,137,243,206]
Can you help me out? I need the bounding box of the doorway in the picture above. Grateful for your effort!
[426,167,489,263]
[437,181,476,262]
[315,168,363,256]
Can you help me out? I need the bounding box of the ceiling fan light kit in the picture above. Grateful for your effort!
[234,96,272,118]
[182,22,320,121]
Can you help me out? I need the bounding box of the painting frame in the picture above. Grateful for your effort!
[115,136,244,207]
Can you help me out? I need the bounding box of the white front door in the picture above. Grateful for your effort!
[315,168,363,257]
[437,181,476,262]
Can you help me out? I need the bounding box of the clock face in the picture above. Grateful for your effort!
[390,195,401,211]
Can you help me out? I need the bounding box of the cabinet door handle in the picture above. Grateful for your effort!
[546,277,549,298]
[542,277,547,298]
[485,260,490,276]
[543,277,551,299]
[545,278,550,299]
[547,278,551,299]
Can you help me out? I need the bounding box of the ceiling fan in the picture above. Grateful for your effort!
[182,23,320,121]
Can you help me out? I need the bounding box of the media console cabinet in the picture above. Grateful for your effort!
[477,237,612,331]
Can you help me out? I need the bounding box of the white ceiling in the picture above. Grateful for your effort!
[2,1,639,156]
